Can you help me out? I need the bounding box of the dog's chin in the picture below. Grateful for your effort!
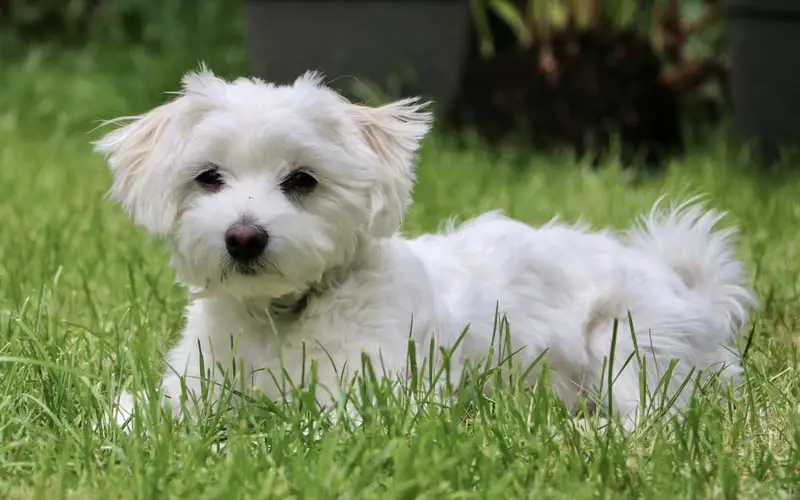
[211,263,306,301]
[229,262,263,277]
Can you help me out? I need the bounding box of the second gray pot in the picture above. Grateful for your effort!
[244,1,472,110]
[726,0,800,164]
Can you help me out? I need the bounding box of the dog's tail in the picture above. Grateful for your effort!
[627,196,757,340]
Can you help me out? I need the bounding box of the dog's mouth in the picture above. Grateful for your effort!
[220,259,266,280]
[220,257,286,281]
[233,263,262,276]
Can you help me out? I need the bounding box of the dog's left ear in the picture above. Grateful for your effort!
[349,98,432,237]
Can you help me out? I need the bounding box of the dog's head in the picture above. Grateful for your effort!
[94,67,431,299]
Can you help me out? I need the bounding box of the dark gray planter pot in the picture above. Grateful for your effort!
[726,0,800,164]
[244,1,471,111]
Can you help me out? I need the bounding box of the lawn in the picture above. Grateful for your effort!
[0,45,798,499]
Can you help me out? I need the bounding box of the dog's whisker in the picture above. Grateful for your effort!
[266,261,285,279]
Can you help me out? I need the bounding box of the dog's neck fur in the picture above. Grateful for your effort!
[259,232,384,321]
[262,267,344,320]
[245,246,364,325]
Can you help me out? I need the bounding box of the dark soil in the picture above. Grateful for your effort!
[446,23,684,171]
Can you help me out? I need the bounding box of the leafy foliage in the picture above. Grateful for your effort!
[469,0,726,95]
[0,0,239,47]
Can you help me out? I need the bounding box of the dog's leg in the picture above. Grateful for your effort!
[110,390,139,431]
[606,370,643,431]
[147,330,243,424]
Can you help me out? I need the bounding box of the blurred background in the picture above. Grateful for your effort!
[0,0,799,171]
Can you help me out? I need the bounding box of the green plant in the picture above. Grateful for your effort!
[469,0,727,98]
[470,0,603,57]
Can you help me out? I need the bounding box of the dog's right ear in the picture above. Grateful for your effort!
[94,99,186,235]
[94,67,223,236]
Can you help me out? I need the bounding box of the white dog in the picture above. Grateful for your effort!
[95,67,757,431]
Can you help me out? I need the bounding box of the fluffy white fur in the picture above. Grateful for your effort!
[95,67,758,430]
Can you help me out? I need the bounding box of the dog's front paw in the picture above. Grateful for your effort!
[111,390,146,432]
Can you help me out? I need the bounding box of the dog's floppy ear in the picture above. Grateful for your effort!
[93,100,185,235]
[349,97,432,237]
[94,67,223,236]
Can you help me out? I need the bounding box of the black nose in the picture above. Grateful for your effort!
[225,224,268,262]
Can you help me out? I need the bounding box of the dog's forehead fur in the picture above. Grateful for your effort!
[178,70,365,178]
[187,70,351,137]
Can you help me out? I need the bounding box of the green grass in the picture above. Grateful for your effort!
[0,45,799,499]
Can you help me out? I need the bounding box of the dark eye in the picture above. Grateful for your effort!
[195,166,224,191]
[280,169,317,197]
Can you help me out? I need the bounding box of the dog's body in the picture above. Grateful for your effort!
[97,68,757,429]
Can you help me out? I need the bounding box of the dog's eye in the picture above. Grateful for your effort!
[280,170,317,197]
[195,167,225,191]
